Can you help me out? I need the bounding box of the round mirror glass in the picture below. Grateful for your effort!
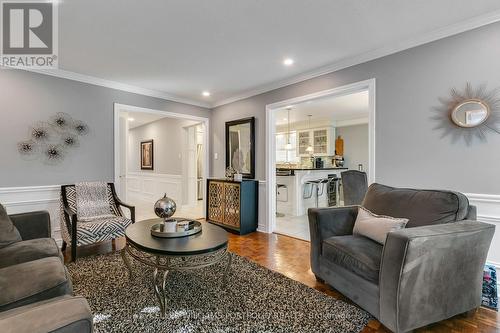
[451,100,490,128]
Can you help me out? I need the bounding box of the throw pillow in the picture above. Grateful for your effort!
[353,206,409,244]
[0,203,22,248]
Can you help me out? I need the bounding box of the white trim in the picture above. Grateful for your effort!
[466,193,500,204]
[257,180,267,232]
[213,10,500,107]
[264,79,376,234]
[2,199,59,207]
[0,185,62,245]
[466,193,500,269]
[478,215,500,224]
[19,68,211,108]
[0,185,60,194]
[127,172,182,179]
[113,103,210,218]
[126,172,183,203]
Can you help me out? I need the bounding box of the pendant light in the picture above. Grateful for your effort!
[306,115,313,153]
[284,107,293,150]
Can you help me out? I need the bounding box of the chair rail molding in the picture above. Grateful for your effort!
[0,185,62,245]
[466,193,500,270]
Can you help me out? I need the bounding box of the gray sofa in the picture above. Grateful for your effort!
[309,183,495,333]
[0,206,93,333]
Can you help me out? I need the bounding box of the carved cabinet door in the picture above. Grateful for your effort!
[223,183,241,228]
[208,181,225,223]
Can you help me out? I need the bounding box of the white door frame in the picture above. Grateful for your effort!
[182,123,201,207]
[113,103,210,217]
[264,79,376,233]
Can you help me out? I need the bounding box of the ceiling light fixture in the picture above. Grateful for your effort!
[202,91,210,97]
[283,58,294,66]
[128,117,135,121]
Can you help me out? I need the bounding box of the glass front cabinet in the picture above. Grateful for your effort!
[296,127,335,157]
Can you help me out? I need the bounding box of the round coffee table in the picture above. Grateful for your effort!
[121,218,231,317]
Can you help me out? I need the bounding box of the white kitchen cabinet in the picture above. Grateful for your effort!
[296,127,335,156]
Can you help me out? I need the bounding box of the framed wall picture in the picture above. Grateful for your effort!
[141,140,154,170]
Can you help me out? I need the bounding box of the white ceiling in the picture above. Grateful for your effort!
[126,112,165,129]
[54,1,500,107]
[274,90,369,127]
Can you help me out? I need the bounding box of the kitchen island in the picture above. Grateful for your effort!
[276,167,348,216]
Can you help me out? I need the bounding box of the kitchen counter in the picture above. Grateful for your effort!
[276,167,347,171]
[276,167,347,176]
[276,168,346,216]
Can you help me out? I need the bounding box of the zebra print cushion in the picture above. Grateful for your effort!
[75,182,115,221]
[76,216,132,246]
[59,184,126,246]
[64,185,120,216]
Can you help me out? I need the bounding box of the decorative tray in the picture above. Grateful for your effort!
[150,219,202,238]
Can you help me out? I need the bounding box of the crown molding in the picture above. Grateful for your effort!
[18,68,212,109]
[212,10,500,108]
[10,10,500,110]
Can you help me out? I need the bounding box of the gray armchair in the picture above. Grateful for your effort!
[309,183,494,333]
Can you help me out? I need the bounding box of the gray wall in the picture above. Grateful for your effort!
[0,69,210,187]
[336,124,369,172]
[211,22,500,194]
[128,117,199,175]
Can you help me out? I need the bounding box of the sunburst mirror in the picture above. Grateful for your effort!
[432,83,500,144]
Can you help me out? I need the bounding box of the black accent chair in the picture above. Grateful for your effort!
[60,183,135,261]
[341,170,368,205]
[0,207,93,332]
[309,183,494,332]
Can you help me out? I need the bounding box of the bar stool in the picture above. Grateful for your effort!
[327,174,340,206]
[303,178,329,208]
[276,184,287,217]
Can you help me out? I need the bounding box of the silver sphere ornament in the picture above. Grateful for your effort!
[154,194,177,220]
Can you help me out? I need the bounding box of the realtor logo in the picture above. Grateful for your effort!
[1,0,58,68]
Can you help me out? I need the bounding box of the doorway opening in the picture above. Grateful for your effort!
[265,79,376,240]
[114,103,209,221]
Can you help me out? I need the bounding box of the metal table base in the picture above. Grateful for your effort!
[121,242,232,317]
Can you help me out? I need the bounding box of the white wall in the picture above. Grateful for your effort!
[128,117,200,175]
[336,124,369,171]
[126,117,202,205]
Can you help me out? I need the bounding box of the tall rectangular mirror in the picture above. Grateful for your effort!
[225,117,255,179]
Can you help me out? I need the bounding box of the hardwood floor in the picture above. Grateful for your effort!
[64,231,500,333]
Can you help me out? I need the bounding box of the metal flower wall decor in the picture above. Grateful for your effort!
[17,113,89,164]
[432,83,500,145]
